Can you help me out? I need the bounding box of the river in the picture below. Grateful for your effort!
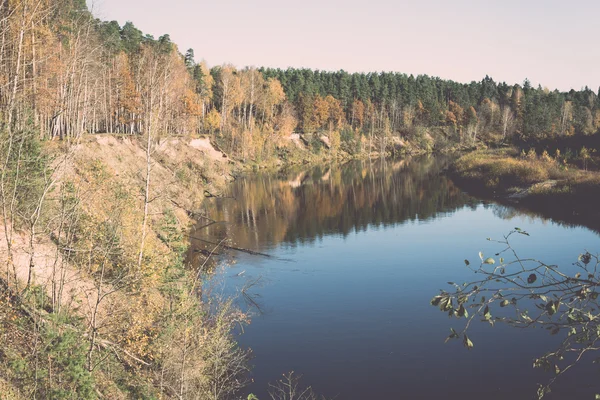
[191,156,600,399]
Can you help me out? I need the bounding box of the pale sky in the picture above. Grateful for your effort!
[88,0,599,92]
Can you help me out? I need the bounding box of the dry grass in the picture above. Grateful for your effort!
[454,149,577,190]
[452,148,600,227]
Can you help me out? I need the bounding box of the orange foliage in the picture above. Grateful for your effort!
[352,99,365,128]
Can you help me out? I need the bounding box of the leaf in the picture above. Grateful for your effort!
[550,327,560,335]
[580,252,592,265]
[479,251,484,261]
[575,272,581,279]
[439,297,452,312]
[430,296,443,306]
[445,328,459,343]
[500,300,510,307]
[456,304,468,318]
[483,258,495,265]
[546,300,560,315]
[569,327,577,336]
[464,259,470,266]
[463,334,474,350]
[527,273,537,284]
[483,305,492,320]
[500,257,504,264]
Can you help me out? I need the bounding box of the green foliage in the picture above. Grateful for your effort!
[120,21,143,53]
[42,327,95,399]
[3,318,95,399]
[310,135,323,154]
[339,127,362,155]
[0,125,51,224]
[340,127,354,143]
[261,67,600,144]
[97,20,123,55]
[158,208,186,253]
[157,208,189,298]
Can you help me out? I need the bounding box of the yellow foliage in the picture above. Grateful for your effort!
[205,109,222,132]
[312,95,330,130]
[325,95,344,129]
[183,89,202,116]
[329,130,341,153]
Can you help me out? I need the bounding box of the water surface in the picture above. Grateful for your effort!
[192,156,600,399]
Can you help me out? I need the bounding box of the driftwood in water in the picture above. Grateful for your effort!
[203,190,235,199]
[193,248,222,257]
[169,198,204,218]
[188,236,273,258]
[169,198,234,220]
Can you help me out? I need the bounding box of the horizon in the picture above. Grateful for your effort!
[88,0,600,93]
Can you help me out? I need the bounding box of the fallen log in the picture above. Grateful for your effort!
[188,235,273,258]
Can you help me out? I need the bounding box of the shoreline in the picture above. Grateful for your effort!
[448,149,600,233]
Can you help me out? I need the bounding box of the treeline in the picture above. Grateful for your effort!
[262,68,600,145]
[3,0,600,164]
[0,0,295,161]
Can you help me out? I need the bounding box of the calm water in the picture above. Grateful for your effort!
[192,156,600,399]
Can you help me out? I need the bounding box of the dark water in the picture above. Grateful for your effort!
[193,156,600,400]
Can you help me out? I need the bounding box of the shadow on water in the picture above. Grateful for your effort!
[453,177,600,236]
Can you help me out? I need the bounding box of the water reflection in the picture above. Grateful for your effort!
[188,156,600,399]
[191,156,474,259]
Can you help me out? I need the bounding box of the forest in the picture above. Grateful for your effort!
[3,0,600,161]
[2,0,600,399]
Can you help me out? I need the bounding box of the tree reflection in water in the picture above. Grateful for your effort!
[190,156,473,266]
[185,155,600,398]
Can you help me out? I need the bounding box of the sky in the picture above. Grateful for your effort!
[87,0,599,92]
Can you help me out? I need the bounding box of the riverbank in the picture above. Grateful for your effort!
[450,148,600,231]
[0,133,251,398]
[232,127,476,173]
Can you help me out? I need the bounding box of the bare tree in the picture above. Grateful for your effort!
[268,372,323,400]
[500,105,515,142]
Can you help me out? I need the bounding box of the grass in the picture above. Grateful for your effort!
[451,147,600,231]
[453,148,575,190]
